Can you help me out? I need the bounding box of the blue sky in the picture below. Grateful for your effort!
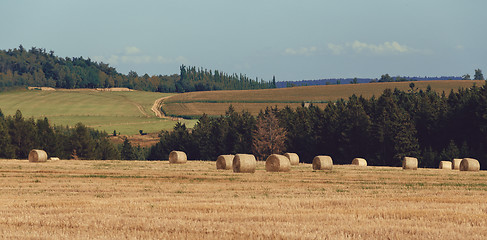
[1,0,486,81]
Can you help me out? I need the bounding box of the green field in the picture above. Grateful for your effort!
[162,80,485,117]
[0,89,197,135]
[0,80,483,134]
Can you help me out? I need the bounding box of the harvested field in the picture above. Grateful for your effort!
[0,160,486,239]
[162,80,485,117]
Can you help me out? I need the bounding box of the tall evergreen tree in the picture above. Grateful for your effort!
[70,123,96,159]
[121,137,135,160]
[0,113,14,159]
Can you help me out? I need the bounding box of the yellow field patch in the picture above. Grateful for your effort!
[162,80,485,116]
[0,159,485,239]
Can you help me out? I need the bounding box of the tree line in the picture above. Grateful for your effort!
[3,83,487,169]
[0,45,274,92]
[0,109,119,160]
[148,83,487,169]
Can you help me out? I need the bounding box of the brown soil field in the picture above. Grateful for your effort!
[162,80,485,116]
[0,159,486,239]
[163,102,330,116]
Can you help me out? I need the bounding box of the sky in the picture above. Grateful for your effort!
[1,0,486,81]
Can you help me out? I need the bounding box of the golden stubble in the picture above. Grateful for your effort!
[0,160,486,239]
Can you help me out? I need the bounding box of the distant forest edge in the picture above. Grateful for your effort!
[276,76,463,88]
[0,45,275,93]
[1,45,484,93]
[276,72,485,88]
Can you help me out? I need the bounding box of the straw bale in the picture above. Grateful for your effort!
[49,157,60,161]
[28,149,48,163]
[284,153,299,165]
[452,158,462,170]
[312,156,333,170]
[439,161,452,170]
[351,158,367,166]
[216,155,234,170]
[265,154,291,172]
[460,158,480,171]
[233,154,256,173]
[402,157,418,170]
[169,151,187,164]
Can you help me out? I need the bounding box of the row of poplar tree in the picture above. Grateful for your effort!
[148,83,487,169]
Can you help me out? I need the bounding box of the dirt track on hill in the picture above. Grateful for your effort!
[151,96,181,120]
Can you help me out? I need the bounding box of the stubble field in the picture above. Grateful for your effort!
[162,80,485,117]
[0,159,486,239]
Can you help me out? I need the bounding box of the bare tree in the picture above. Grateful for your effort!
[252,111,287,161]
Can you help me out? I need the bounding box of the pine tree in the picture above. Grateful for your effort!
[70,123,95,159]
[0,115,14,158]
[339,95,372,163]
[191,114,214,160]
[121,137,135,160]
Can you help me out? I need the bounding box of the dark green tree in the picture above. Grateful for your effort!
[70,123,96,159]
[96,137,120,160]
[8,110,38,158]
[121,137,135,160]
[338,95,372,163]
[379,74,393,82]
[191,114,215,160]
[474,69,484,80]
[0,113,14,158]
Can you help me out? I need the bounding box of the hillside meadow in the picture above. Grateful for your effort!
[0,89,196,135]
[0,159,485,239]
[162,80,485,117]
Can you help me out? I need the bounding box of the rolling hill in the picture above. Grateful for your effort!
[0,88,196,135]
[161,80,485,117]
[0,80,483,135]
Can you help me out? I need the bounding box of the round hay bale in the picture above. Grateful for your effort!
[265,154,291,172]
[49,157,60,161]
[452,158,462,170]
[216,155,234,170]
[351,158,367,166]
[312,156,333,170]
[169,151,187,164]
[402,157,418,170]
[460,158,480,171]
[284,153,299,165]
[439,161,452,170]
[233,154,256,173]
[28,149,48,163]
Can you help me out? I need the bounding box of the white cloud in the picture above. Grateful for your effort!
[107,55,120,65]
[124,46,141,55]
[121,55,152,64]
[284,46,318,56]
[174,56,188,64]
[92,54,187,66]
[327,41,415,55]
[350,40,410,54]
[92,47,188,66]
[327,43,344,55]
